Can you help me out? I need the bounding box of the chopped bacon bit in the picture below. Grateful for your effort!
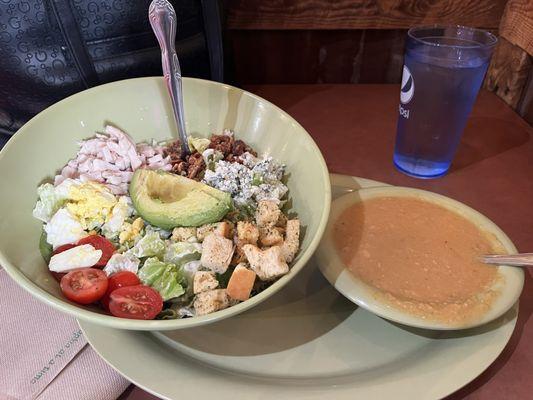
[187,152,205,179]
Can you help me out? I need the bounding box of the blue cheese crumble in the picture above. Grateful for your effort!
[203,152,288,207]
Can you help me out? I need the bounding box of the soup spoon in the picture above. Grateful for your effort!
[481,253,533,267]
[149,0,191,155]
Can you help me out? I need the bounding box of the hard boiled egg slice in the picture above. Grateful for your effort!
[45,208,87,249]
[49,244,102,273]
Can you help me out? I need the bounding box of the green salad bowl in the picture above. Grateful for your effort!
[0,77,331,330]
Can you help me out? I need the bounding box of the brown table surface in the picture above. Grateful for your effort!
[120,84,533,400]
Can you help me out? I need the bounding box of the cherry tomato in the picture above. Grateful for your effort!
[77,235,115,267]
[109,285,163,320]
[60,268,108,305]
[53,243,77,255]
[100,271,141,310]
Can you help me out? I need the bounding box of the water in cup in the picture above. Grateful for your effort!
[393,27,497,178]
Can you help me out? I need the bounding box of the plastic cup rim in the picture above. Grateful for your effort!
[407,24,498,50]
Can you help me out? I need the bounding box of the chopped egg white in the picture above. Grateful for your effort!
[44,208,87,249]
[101,196,134,239]
[48,244,102,272]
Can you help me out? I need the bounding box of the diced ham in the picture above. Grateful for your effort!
[148,154,163,164]
[53,125,172,195]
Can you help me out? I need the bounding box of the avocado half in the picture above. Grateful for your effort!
[129,169,232,229]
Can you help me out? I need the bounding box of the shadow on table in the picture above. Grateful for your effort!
[452,117,530,172]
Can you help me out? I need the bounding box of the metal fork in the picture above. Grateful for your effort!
[149,0,191,155]
[480,253,533,267]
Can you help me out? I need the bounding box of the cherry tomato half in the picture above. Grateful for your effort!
[109,285,163,320]
[77,235,115,267]
[100,271,141,310]
[53,243,77,255]
[60,268,108,305]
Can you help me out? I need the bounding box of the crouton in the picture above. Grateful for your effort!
[281,219,300,262]
[226,264,256,301]
[194,289,229,316]
[200,233,234,274]
[197,221,233,241]
[255,200,281,227]
[231,243,247,266]
[171,227,197,242]
[242,245,289,281]
[237,221,259,245]
[276,213,288,228]
[216,221,234,238]
[258,226,284,247]
[193,271,219,294]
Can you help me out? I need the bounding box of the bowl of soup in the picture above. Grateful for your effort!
[317,186,524,330]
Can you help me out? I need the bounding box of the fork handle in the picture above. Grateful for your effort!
[149,0,190,154]
[481,253,533,267]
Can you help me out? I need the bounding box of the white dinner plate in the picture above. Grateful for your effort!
[79,174,518,400]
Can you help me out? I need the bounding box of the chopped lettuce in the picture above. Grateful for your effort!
[188,136,210,153]
[138,257,186,300]
[157,304,195,320]
[180,260,203,294]
[103,253,140,276]
[225,202,256,223]
[145,224,172,240]
[251,173,264,186]
[202,149,224,171]
[128,231,166,258]
[39,230,53,263]
[163,242,202,266]
[32,183,68,223]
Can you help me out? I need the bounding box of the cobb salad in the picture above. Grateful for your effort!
[33,126,300,320]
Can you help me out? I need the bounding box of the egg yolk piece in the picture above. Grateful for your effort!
[66,182,117,229]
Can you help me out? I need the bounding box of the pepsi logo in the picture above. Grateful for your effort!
[400,65,414,104]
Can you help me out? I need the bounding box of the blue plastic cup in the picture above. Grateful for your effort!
[393,25,497,178]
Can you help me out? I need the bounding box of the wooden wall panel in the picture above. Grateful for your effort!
[359,30,406,83]
[518,73,533,125]
[227,30,365,84]
[224,0,533,126]
[500,0,533,56]
[225,0,506,30]
[484,37,532,109]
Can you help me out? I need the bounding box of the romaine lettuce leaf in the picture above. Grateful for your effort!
[128,231,166,258]
[32,183,68,223]
[103,253,140,276]
[39,230,53,263]
[163,242,202,266]
[138,257,186,300]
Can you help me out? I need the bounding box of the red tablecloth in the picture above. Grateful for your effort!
[121,84,533,400]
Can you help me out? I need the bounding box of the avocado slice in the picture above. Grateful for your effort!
[129,169,232,229]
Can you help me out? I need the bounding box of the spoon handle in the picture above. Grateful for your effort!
[149,0,190,154]
[481,253,533,267]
